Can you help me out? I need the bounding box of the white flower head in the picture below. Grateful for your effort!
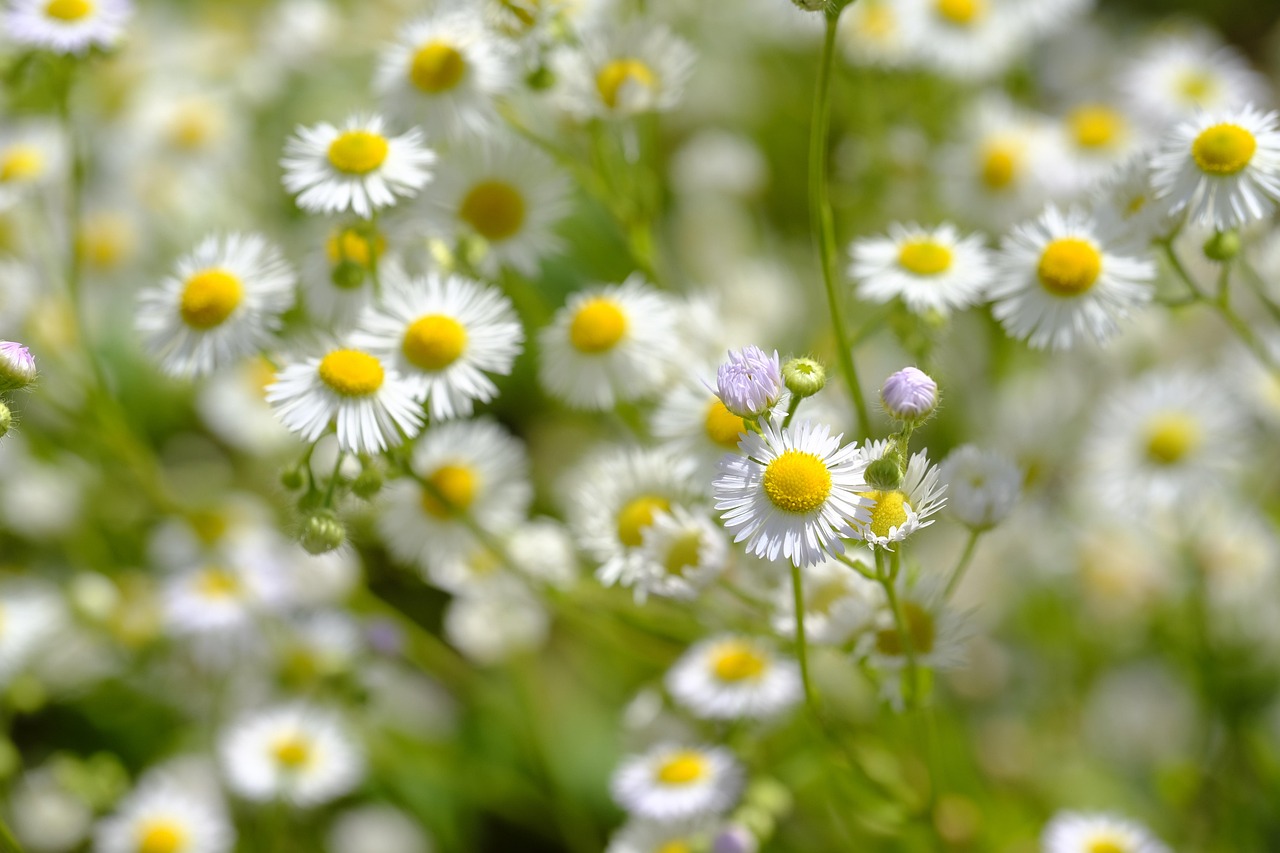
[851,439,946,550]
[5,0,132,55]
[553,22,696,119]
[895,0,1028,81]
[1041,810,1171,853]
[849,222,993,317]
[95,778,234,853]
[634,505,729,601]
[666,634,802,721]
[652,380,755,479]
[938,445,1021,529]
[611,743,743,823]
[1119,31,1270,130]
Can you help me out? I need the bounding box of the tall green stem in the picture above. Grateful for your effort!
[877,549,919,709]
[943,528,982,600]
[790,563,818,711]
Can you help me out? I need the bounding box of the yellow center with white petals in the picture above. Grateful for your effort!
[859,489,911,539]
[617,495,670,548]
[402,314,468,371]
[935,0,984,26]
[136,820,188,853]
[459,180,527,242]
[318,349,385,397]
[410,41,467,93]
[569,298,628,353]
[327,130,389,175]
[655,751,708,786]
[0,146,44,183]
[1192,123,1257,176]
[179,269,243,330]
[704,399,746,448]
[1143,411,1201,465]
[1086,839,1130,853]
[711,641,768,682]
[979,144,1018,190]
[762,450,832,515]
[1069,105,1123,150]
[1037,238,1102,297]
[79,213,135,270]
[196,567,241,600]
[327,227,385,269]
[875,601,936,656]
[169,107,216,151]
[898,240,953,276]
[856,2,896,40]
[45,0,93,21]
[271,735,312,770]
[421,464,479,518]
[596,59,657,109]
[1176,71,1216,104]
[656,843,693,853]
[663,531,703,577]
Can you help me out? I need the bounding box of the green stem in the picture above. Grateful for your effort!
[943,528,982,600]
[790,563,819,712]
[834,550,878,581]
[321,451,345,507]
[781,393,803,428]
[0,818,25,853]
[877,549,919,710]
[1237,256,1280,325]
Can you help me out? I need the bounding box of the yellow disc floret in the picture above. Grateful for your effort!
[704,399,747,448]
[655,751,708,785]
[1086,839,1130,853]
[1176,71,1217,105]
[402,314,468,371]
[1143,411,1202,465]
[935,0,984,26]
[45,0,93,21]
[137,821,188,853]
[859,490,911,539]
[762,450,832,515]
[1069,105,1123,150]
[711,641,768,682]
[656,843,694,853]
[1037,238,1102,297]
[421,464,479,518]
[596,59,657,109]
[318,349,385,397]
[898,240,954,276]
[617,495,671,548]
[663,531,703,577]
[271,735,312,769]
[569,298,628,354]
[0,146,44,183]
[1192,123,1257,176]
[196,567,241,600]
[180,269,243,330]
[327,130,390,175]
[410,42,467,93]
[327,228,384,268]
[980,144,1019,190]
[874,601,936,656]
[459,180,527,242]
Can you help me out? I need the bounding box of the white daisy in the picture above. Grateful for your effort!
[0,580,66,686]
[665,634,802,721]
[161,559,285,644]
[553,23,696,119]
[713,419,871,568]
[838,0,909,68]
[651,380,754,479]
[375,9,517,139]
[848,222,993,317]
[352,268,523,421]
[136,233,296,379]
[937,444,1022,530]
[267,345,423,455]
[0,123,63,211]
[538,275,677,410]
[5,0,132,55]
[281,115,435,219]
[505,517,580,589]
[772,553,882,646]
[605,820,714,853]
[95,779,233,853]
[610,743,743,822]
[895,0,1027,81]
[856,576,967,675]
[1041,811,1170,853]
[443,577,550,665]
[300,222,393,331]
[1092,155,1176,250]
[851,439,947,550]
[987,205,1156,350]
[327,806,431,853]
[1151,105,1280,231]
[219,703,363,807]
[1047,102,1144,196]
[634,506,729,602]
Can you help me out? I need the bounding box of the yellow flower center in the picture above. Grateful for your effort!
[704,399,746,448]
[327,130,389,176]
[44,0,93,21]
[617,495,671,548]
[420,464,479,518]
[179,269,244,330]
[711,641,768,682]
[196,567,241,600]
[874,601,936,656]
[1037,238,1102,297]
[327,228,385,269]
[655,751,708,785]
[762,450,832,515]
[979,144,1018,190]
[897,240,953,276]
[859,490,911,539]
[663,531,703,577]
[1069,105,1123,150]
[1124,193,1148,217]
[935,0,984,26]
[78,213,134,270]
[1176,71,1216,104]
[410,41,467,93]
[656,843,693,853]
[169,107,216,151]
[459,180,527,242]
[856,2,897,40]
[0,146,44,183]
[136,821,187,853]
[569,298,628,354]
[1143,411,1201,465]
[317,349,385,397]
[1191,123,1257,176]
[1086,839,1130,853]
[402,314,468,371]
[596,58,657,109]
[188,509,229,545]
[271,735,312,769]
[809,579,851,614]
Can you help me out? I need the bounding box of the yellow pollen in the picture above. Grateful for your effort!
[179,269,243,330]
[704,399,746,448]
[327,130,389,175]
[459,180,527,242]
[0,146,44,183]
[402,314,468,371]
[857,2,896,39]
[663,531,703,577]
[1143,411,1201,465]
[326,228,384,268]
[935,0,983,26]
[617,495,671,548]
[656,843,693,853]
[711,641,768,682]
[1176,71,1216,104]
[136,821,187,853]
[1192,123,1257,176]
[762,450,832,515]
[596,58,657,109]
[979,144,1018,190]
[859,490,911,539]
[1069,105,1123,149]
[655,751,708,785]
[1037,238,1102,297]
[1086,840,1130,853]
[874,601,936,656]
[410,41,467,93]
[420,464,479,518]
[898,240,953,276]
[196,568,241,599]
[44,0,93,21]
[569,298,628,354]
[317,349,385,396]
[271,736,312,769]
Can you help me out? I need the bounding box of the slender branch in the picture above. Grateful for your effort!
[790,563,819,712]
[876,548,920,709]
[781,393,802,428]
[943,528,982,600]
[834,550,878,581]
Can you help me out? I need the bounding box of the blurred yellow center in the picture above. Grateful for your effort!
[137,821,187,853]
[1086,840,1129,853]
[1124,193,1148,217]
[763,451,832,515]
[857,2,896,39]
[1037,238,1101,297]
[596,59,657,109]
[703,399,746,448]
[617,495,670,548]
[410,42,467,93]
[0,146,44,183]
[1143,411,1201,465]
[898,240,953,276]
[403,314,468,371]
[169,108,215,151]
[809,579,850,614]
[196,568,241,600]
[656,843,693,853]
[318,349,385,396]
[272,736,312,769]
[936,0,983,26]
[1069,105,1123,149]
[711,642,767,682]
[655,751,708,785]
[327,130,389,175]
[569,298,628,353]
[875,602,936,656]
[180,269,243,330]
[421,464,478,518]
[326,228,384,268]
[459,180,527,241]
[663,531,703,576]
[1176,71,1216,104]
[78,214,135,270]
[1192,123,1256,176]
[859,489,911,538]
[979,144,1018,190]
[45,0,92,21]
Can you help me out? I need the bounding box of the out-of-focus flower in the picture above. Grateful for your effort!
[716,346,783,420]
[554,24,696,119]
[939,445,1022,530]
[611,743,743,822]
[219,704,363,807]
[666,634,801,721]
[5,0,132,55]
[850,223,993,318]
[1041,811,1171,853]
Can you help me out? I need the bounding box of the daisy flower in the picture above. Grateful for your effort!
[634,505,729,602]
[838,0,909,68]
[987,205,1156,350]
[895,0,1026,81]
[443,578,550,665]
[0,580,66,686]
[95,779,234,853]
[652,381,754,479]
[856,576,966,676]
[0,124,63,211]
[1041,811,1171,853]
[375,8,517,139]
[1047,102,1144,196]
[300,223,392,331]
[665,634,802,721]
[539,275,677,410]
[938,445,1022,530]
[137,233,295,379]
[611,743,743,822]
[851,440,946,550]
[266,345,424,455]
[218,703,364,807]
[554,23,696,119]
[5,0,132,54]
[1151,105,1280,231]
[281,115,435,219]
[772,553,881,645]
[848,222,993,317]
[420,136,571,277]
[713,419,871,568]
[352,269,523,421]
[1119,31,1269,130]
[1092,155,1176,249]
[605,820,714,853]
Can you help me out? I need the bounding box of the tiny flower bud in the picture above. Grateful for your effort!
[714,825,759,853]
[782,357,826,399]
[717,346,783,419]
[0,401,11,438]
[352,467,384,500]
[0,342,37,392]
[330,260,366,290]
[300,511,345,555]
[1203,230,1240,262]
[880,366,938,424]
[280,465,306,491]
[865,455,904,491]
[790,0,826,10]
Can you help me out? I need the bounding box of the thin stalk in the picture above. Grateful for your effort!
[321,451,345,507]
[877,549,919,710]
[834,550,878,581]
[943,528,982,600]
[781,393,803,428]
[1237,256,1280,324]
[0,819,24,853]
[790,563,819,712]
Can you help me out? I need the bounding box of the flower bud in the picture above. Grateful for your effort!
[300,511,345,555]
[1203,230,1240,262]
[0,342,37,392]
[714,825,759,853]
[865,454,904,491]
[880,366,938,424]
[280,465,306,491]
[0,401,11,439]
[717,346,783,419]
[790,0,827,10]
[782,357,826,399]
[352,467,384,500]
[330,260,366,290]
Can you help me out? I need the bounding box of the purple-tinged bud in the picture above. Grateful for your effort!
[0,342,37,392]
[880,366,938,424]
[713,824,759,853]
[716,346,783,419]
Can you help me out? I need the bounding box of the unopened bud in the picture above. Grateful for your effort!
[1203,230,1240,262]
[717,346,783,419]
[880,366,938,424]
[714,825,759,853]
[351,467,383,500]
[330,260,366,290]
[0,401,11,438]
[0,342,37,392]
[300,511,345,555]
[782,357,826,399]
[280,465,306,491]
[865,455,904,491]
